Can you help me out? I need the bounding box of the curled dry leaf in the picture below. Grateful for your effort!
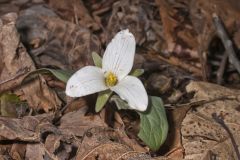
[155,0,199,56]
[17,75,62,112]
[16,7,102,70]
[0,113,54,142]
[0,12,61,112]
[10,143,26,160]
[77,127,124,158]
[59,106,107,137]
[147,74,172,94]
[182,81,240,159]
[79,142,132,160]
[44,134,61,156]
[107,0,164,51]
[25,144,45,160]
[78,141,154,160]
[0,13,35,93]
[76,125,153,159]
[47,0,100,31]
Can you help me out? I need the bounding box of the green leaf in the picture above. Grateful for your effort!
[0,93,20,117]
[110,95,131,110]
[92,52,102,68]
[130,69,144,77]
[138,96,168,151]
[95,90,112,112]
[22,68,74,83]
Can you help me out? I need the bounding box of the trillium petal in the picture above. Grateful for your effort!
[66,66,107,97]
[111,76,148,111]
[102,29,136,80]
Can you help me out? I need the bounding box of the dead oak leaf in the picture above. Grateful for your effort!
[16,75,62,112]
[181,81,240,160]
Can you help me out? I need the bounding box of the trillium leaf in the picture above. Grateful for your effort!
[22,68,74,83]
[92,52,102,68]
[138,96,168,151]
[110,95,131,110]
[130,69,144,77]
[95,90,112,112]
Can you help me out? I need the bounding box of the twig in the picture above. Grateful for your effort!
[216,51,228,84]
[165,96,237,109]
[212,113,240,159]
[0,67,30,85]
[212,13,240,74]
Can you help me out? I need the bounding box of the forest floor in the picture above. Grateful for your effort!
[0,0,240,159]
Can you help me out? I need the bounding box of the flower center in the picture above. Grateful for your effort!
[105,72,118,87]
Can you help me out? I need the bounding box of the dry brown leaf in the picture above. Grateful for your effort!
[47,0,100,31]
[0,12,62,112]
[181,81,240,159]
[63,97,87,114]
[25,143,45,160]
[0,144,11,157]
[59,106,107,137]
[107,0,164,51]
[78,142,132,160]
[0,113,54,142]
[17,75,62,112]
[162,106,189,159]
[16,8,101,70]
[10,143,26,160]
[155,0,198,54]
[147,74,172,94]
[0,13,35,93]
[76,126,127,159]
[119,151,153,160]
[44,134,61,155]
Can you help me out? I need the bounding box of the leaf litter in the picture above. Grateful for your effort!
[0,0,240,159]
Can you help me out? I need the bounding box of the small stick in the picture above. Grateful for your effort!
[212,113,240,159]
[0,67,30,85]
[212,13,240,74]
[216,51,228,84]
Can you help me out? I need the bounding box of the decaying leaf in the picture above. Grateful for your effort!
[16,7,102,70]
[0,93,21,118]
[0,12,62,113]
[25,143,45,160]
[10,143,26,160]
[17,75,62,112]
[0,113,54,142]
[0,13,35,93]
[47,0,100,31]
[181,81,240,159]
[59,106,107,137]
[107,0,164,51]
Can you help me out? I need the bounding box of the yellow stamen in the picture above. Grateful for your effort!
[105,72,118,87]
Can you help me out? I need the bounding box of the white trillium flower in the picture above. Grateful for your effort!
[66,29,148,111]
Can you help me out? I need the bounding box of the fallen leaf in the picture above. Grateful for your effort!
[17,75,62,112]
[0,113,54,142]
[10,144,26,160]
[0,93,21,117]
[59,106,107,137]
[25,144,45,160]
[16,9,102,70]
[47,0,100,31]
[0,13,35,93]
[107,0,164,51]
[182,81,240,159]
